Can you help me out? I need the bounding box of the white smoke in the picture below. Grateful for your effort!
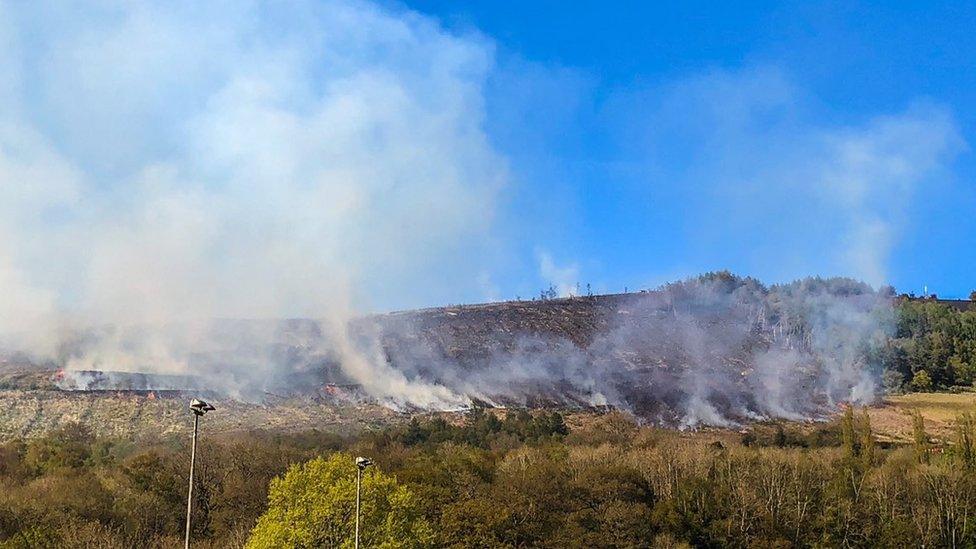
[373,274,894,427]
[817,105,962,286]
[613,67,964,287]
[537,251,579,297]
[0,0,502,407]
[0,5,959,418]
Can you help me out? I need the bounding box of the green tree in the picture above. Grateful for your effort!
[949,354,976,386]
[246,453,432,549]
[545,412,569,437]
[911,370,933,392]
[924,332,955,386]
[23,422,95,473]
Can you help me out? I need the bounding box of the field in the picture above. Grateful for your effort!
[868,391,976,443]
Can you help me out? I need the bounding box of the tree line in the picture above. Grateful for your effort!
[3,406,976,547]
[885,298,976,393]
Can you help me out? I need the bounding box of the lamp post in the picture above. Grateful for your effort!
[185,398,215,549]
[355,456,373,549]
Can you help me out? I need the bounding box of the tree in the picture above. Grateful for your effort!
[545,412,569,437]
[911,409,929,464]
[440,497,513,547]
[774,423,787,447]
[246,453,433,548]
[923,332,955,386]
[858,410,875,471]
[911,370,933,392]
[24,422,95,473]
[955,413,976,470]
[970,290,976,301]
[841,406,858,464]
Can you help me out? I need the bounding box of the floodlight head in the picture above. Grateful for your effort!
[356,456,373,470]
[189,398,216,416]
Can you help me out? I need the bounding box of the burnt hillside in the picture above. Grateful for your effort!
[4,275,948,427]
[375,292,668,361]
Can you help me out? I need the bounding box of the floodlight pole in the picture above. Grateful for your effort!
[355,464,362,549]
[185,412,199,549]
[184,399,214,549]
[355,456,372,549]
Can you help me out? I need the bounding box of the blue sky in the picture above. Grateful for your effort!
[398,0,976,300]
[0,0,973,334]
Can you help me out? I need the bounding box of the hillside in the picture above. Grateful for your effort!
[2,278,973,439]
[1,274,900,438]
[0,293,654,439]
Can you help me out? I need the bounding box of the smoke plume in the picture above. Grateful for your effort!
[0,0,502,406]
[0,3,923,425]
